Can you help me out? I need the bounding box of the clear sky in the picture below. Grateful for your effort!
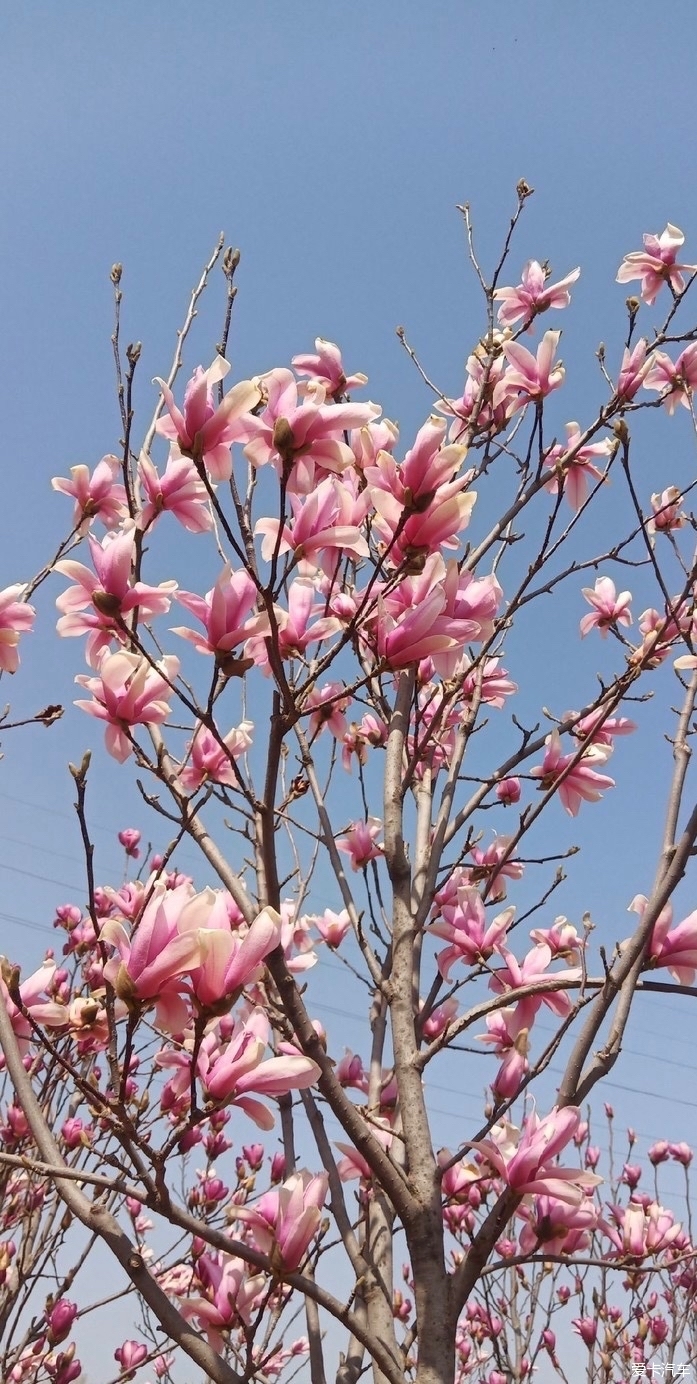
[3,3,697,1377]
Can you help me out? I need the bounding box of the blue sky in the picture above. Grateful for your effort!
[3,2,697,1376]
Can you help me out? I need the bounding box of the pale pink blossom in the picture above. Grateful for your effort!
[75,651,179,762]
[496,330,565,410]
[292,338,367,397]
[342,713,388,771]
[255,476,370,567]
[531,731,615,816]
[56,525,177,665]
[419,996,459,1041]
[178,720,253,793]
[198,1010,320,1122]
[529,917,583,962]
[247,578,341,674]
[1,961,67,1055]
[489,943,579,1021]
[643,342,697,413]
[603,1200,683,1258]
[0,585,35,673]
[305,682,351,740]
[336,817,384,871]
[494,260,580,328]
[470,1106,601,1204]
[182,902,282,1013]
[234,1170,328,1272]
[173,563,266,667]
[430,886,514,977]
[101,880,203,1028]
[617,224,697,304]
[616,337,653,400]
[154,356,260,482]
[669,1142,693,1166]
[580,576,632,637]
[312,908,352,948]
[648,486,686,536]
[138,451,213,532]
[367,442,476,568]
[178,1251,265,1352]
[544,422,613,511]
[571,708,637,748]
[51,455,127,531]
[237,366,379,489]
[629,893,697,984]
[477,1005,530,1100]
[517,1193,598,1255]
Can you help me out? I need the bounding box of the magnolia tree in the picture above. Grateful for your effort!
[2,187,697,1384]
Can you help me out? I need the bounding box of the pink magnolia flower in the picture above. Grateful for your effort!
[56,525,177,665]
[544,422,613,511]
[617,224,697,304]
[248,578,341,674]
[292,338,367,397]
[0,585,35,673]
[138,451,213,533]
[431,886,514,976]
[1,961,67,1055]
[198,1009,320,1122]
[183,901,282,1013]
[114,1340,148,1375]
[496,777,521,805]
[531,730,615,816]
[154,356,260,482]
[529,917,583,962]
[517,1193,598,1255]
[178,1251,265,1352]
[419,995,459,1041]
[489,943,579,1022]
[118,828,141,859]
[494,260,580,328]
[173,563,266,668]
[629,893,697,984]
[496,330,565,410]
[234,1170,328,1272]
[648,486,686,536]
[367,444,476,568]
[305,682,351,740]
[580,576,632,637]
[643,343,697,413]
[255,475,370,567]
[74,651,179,762]
[477,1005,530,1100]
[101,880,203,1028]
[572,1316,598,1347]
[312,908,351,948]
[470,1106,602,1204]
[336,817,384,871]
[616,337,653,400]
[571,708,637,749]
[47,1300,78,1346]
[51,455,127,532]
[341,712,388,771]
[603,1200,683,1258]
[648,1140,670,1166]
[178,720,253,793]
[669,1142,693,1166]
[237,366,380,489]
